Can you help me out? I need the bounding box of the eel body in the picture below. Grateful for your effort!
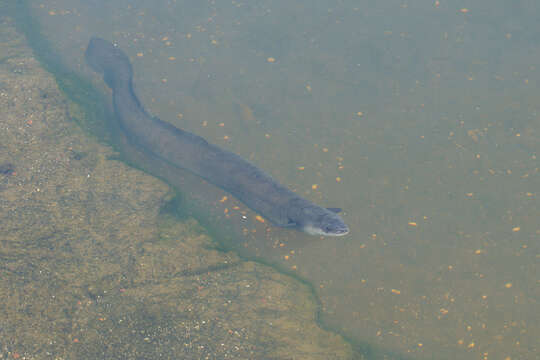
[85,37,349,236]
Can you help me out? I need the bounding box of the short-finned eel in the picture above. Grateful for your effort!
[85,37,349,236]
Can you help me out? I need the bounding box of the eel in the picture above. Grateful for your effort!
[85,37,349,236]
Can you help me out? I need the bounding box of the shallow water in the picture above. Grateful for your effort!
[15,0,540,358]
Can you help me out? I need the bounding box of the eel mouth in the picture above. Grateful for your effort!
[331,227,349,236]
[303,224,349,237]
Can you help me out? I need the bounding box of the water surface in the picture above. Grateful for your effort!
[21,0,540,358]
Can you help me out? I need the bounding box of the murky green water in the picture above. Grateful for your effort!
[6,0,539,359]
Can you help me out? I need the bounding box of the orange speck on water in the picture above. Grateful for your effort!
[224,208,229,214]
[512,226,520,232]
[218,122,225,127]
[73,338,79,343]
[460,8,469,13]
[161,78,167,83]
[136,52,144,57]
[202,120,208,127]
[177,113,183,119]
[408,222,417,227]
[168,56,176,61]
[26,120,32,125]
[267,57,276,63]
[255,215,265,223]
[505,282,513,288]
[311,184,318,190]
[219,196,228,203]
[391,289,401,295]
[284,255,289,260]
[322,147,329,152]
[298,166,305,171]
[336,177,341,182]
[162,36,169,41]
[356,111,363,117]
[48,10,56,15]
